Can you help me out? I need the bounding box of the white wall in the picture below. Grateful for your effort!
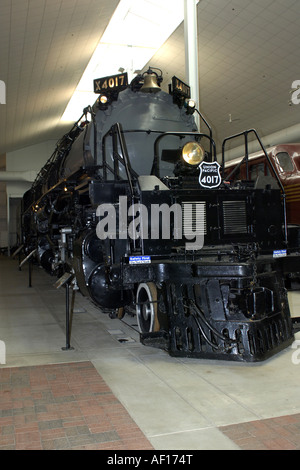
[6,139,56,200]
[6,139,56,174]
[3,140,57,249]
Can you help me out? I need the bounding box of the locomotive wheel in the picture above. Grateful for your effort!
[136,282,160,333]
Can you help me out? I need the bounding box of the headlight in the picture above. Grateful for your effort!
[184,99,196,115]
[99,94,108,104]
[182,142,205,166]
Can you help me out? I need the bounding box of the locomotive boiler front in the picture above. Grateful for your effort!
[21,69,299,362]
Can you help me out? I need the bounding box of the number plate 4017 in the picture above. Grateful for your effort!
[94,73,128,93]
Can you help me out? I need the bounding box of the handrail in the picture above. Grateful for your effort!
[152,131,217,177]
[102,123,138,196]
[195,109,213,157]
[222,129,288,244]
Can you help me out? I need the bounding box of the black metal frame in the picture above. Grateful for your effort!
[137,256,295,362]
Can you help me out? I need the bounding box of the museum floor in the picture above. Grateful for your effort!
[0,255,300,450]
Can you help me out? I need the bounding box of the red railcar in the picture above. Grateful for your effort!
[224,143,300,225]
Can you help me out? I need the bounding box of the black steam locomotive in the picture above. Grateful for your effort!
[21,68,300,361]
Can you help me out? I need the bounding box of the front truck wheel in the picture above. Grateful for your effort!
[136,282,160,333]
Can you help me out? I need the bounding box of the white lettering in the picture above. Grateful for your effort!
[0,80,5,104]
[0,340,6,364]
[151,203,182,240]
[291,80,300,105]
[291,339,300,365]
[107,455,142,467]
[96,197,204,250]
[118,195,128,239]
[202,167,218,172]
[96,204,116,239]
[128,203,148,240]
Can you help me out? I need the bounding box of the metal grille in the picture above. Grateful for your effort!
[182,202,206,237]
[223,200,247,234]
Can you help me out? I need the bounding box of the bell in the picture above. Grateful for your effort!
[141,73,161,93]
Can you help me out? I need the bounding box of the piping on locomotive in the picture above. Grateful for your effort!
[21,68,300,362]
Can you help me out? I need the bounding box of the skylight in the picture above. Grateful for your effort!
[61,0,189,122]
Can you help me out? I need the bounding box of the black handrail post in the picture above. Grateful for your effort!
[28,259,32,288]
[65,281,70,349]
[114,123,134,196]
[245,131,249,180]
[62,280,74,351]
[195,109,213,159]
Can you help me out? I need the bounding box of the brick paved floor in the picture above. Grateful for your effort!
[219,414,300,450]
[0,361,154,450]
